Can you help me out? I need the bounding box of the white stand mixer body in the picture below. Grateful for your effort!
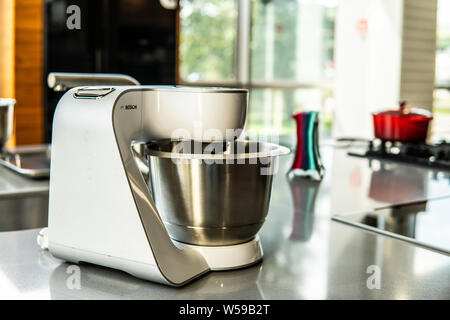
[48,86,262,286]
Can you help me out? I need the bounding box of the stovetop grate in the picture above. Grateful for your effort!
[348,140,450,170]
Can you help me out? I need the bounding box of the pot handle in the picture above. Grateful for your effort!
[399,101,407,113]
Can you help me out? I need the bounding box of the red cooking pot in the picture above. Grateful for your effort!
[372,101,433,142]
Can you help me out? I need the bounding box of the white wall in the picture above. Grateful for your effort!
[333,0,404,139]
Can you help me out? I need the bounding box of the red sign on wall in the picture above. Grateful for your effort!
[356,18,368,37]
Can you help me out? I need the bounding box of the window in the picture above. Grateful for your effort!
[250,0,335,83]
[178,0,337,141]
[434,0,450,138]
[179,0,238,82]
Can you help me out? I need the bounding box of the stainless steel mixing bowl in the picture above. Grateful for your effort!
[146,140,289,246]
[0,99,15,151]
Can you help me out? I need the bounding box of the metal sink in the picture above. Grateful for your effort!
[0,193,48,232]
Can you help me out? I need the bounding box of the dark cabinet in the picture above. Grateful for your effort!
[44,0,177,141]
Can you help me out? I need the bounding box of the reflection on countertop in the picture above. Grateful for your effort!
[0,145,449,299]
[47,253,265,300]
[334,196,450,255]
[287,174,321,242]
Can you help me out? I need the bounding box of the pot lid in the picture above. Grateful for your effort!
[373,101,433,118]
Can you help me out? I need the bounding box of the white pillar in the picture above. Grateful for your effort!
[333,0,404,139]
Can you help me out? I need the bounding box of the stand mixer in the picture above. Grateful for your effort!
[46,86,288,286]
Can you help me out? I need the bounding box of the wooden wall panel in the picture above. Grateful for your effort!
[14,0,44,145]
[0,0,15,146]
[0,0,15,98]
[0,0,44,146]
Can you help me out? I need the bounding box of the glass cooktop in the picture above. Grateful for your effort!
[333,196,450,255]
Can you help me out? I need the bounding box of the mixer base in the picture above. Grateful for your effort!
[172,236,263,271]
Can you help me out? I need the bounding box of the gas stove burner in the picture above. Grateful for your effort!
[348,139,450,171]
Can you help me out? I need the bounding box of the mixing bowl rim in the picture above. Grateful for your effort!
[146,140,290,160]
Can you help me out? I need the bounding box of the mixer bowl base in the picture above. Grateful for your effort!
[172,236,263,271]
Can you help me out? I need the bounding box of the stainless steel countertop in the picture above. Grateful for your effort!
[0,144,449,299]
[0,164,48,198]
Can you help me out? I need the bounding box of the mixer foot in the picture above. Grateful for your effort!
[172,236,263,271]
